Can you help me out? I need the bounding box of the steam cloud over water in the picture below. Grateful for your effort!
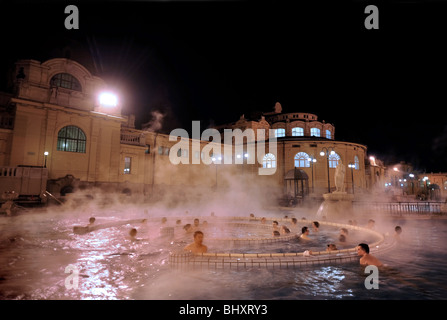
[1,179,447,300]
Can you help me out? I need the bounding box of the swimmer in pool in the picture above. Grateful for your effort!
[394,226,402,241]
[280,225,291,234]
[127,228,138,241]
[312,221,319,232]
[300,226,310,240]
[357,243,383,267]
[183,223,193,233]
[272,220,279,231]
[184,230,207,254]
[192,218,200,231]
[366,219,375,229]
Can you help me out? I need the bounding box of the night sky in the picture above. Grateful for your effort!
[1,0,446,173]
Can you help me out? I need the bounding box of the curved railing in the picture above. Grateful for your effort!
[169,217,395,270]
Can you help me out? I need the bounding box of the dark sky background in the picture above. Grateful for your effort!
[1,0,447,173]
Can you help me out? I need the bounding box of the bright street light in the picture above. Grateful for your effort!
[99,92,118,107]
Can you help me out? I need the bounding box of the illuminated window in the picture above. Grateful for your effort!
[294,152,310,168]
[158,146,169,155]
[275,128,285,138]
[262,153,276,168]
[50,73,82,91]
[354,156,359,170]
[292,127,304,136]
[57,126,86,153]
[329,152,341,168]
[176,148,188,157]
[124,157,131,174]
[326,130,332,139]
[310,128,320,137]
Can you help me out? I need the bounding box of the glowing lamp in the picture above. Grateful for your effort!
[99,92,118,107]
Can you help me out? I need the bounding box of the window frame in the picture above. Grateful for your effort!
[292,127,304,137]
[310,128,321,137]
[56,125,87,153]
[262,153,276,168]
[294,152,311,168]
[50,73,82,92]
[275,128,285,138]
[329,152,341,168]
[124,156,131,174]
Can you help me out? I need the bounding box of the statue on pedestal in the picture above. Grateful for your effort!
[334,160,346,193]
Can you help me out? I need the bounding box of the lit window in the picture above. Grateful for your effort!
[310,128,320,137]
[294,152,311,168]
[124,157,131,174]
[329,152,341,168]
[326,130,332,139]
[50,73,82,91]
[275,128,285,138]
[262,153,276,168]
[354,156,359,170]
[292,127,304,137]
[176,148,188,157]
[57,126,86,153]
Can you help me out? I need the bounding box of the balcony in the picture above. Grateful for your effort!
[120,132,146,146]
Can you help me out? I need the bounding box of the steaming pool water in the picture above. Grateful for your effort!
[1,205,447,300]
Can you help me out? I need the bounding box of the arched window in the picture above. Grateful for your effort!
[354,156,360,170]
[295,152,310,168]
[275,128,285,138]
[329,152,341,168]
[310,128,320,137]
[57,126,86,153]
[50,73,82,91]
[262,153,276,168]
[326,130,332,139]
[292,127,304,136]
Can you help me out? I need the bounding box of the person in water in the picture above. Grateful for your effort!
[300,226,310,240]
[127,228,138,241]
[312,221,320,232]
[184,230,207,254]
[183,223,193,233]
[357,243,383,267]
[394,226,403,241]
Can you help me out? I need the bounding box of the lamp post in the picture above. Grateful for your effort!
[320,147,335,193]
[348,163,355,194]
[409,173,415,195]
[44,151,49,168]
[307,157,317,194]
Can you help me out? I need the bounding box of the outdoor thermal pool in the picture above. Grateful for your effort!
[1,205,447,300]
